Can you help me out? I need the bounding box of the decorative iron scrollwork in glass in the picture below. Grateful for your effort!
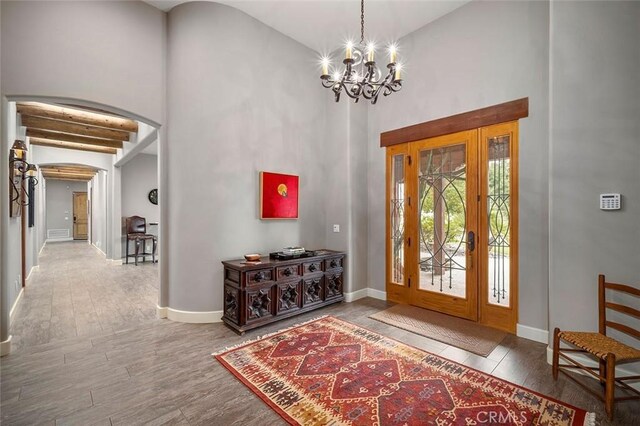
[390,154,405,284]
[418,144,467,297]
[487,135,511,307]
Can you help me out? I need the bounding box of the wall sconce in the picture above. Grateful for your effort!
[9,139,38,217]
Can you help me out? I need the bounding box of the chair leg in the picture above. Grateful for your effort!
[599,358,607,386]
[135,239,140,266]
[605,353,616,420]
[552,328,560,380]
[126,239,130,264]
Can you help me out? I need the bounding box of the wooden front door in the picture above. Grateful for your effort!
[410,130,479,320]
[386,122,519,332]
[73,192,88,240]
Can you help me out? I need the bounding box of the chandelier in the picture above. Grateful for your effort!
[320,0,403,104]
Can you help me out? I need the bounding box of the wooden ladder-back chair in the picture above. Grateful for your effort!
[125,215,157,265]
[552,274,640,419]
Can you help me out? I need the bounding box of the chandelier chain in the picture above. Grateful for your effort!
[360,0,365,45]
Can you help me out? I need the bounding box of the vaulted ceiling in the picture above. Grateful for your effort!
[144,0,469,53]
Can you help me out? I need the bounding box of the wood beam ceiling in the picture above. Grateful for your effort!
[42,175,93,182]
[39,166,98,174]
[29,137,118,154]
[17,102,138,132]
[22,116,130,141]
[26,128,123,149]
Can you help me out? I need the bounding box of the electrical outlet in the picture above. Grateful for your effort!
[333,224,340,233]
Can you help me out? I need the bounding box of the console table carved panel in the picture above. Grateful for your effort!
[222,250,345,334]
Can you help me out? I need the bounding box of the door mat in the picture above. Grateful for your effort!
[370,303,507,356]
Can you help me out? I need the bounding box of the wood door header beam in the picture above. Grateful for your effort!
[17,102,138,133]
[380,98,528,147]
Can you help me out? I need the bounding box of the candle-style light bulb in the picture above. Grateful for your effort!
[389,44,397,64]
[394,63,403,80]
[321,57,329,76]
[346,41,353,60]
[367,43,375,62]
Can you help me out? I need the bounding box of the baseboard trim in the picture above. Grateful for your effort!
[45,237,73,243]
[367,288,387,301]
[0,336,12,357]
[26,265,38,281]
[545,347,639,391]
[344,288,368,302]
[156,305,223,323]
[38,241,46,256]
[10,288,24,325]
[91,243,106,257]
[517,323,549,344]
[344,288,388,303]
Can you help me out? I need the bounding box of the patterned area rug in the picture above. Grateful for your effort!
[214,316,593,425]
[369,304,507,356]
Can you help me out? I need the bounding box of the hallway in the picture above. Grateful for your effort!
[9,241,158,352]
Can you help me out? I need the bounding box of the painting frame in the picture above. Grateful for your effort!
[259,171,299,220]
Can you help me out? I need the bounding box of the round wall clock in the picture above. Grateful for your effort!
[148,188,158,205]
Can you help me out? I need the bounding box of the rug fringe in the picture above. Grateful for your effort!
[212,315,329,356]
[583,412,596,426]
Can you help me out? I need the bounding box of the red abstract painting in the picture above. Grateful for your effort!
[260,172,299,219]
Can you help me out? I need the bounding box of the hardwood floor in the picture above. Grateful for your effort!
[1,242,637,425]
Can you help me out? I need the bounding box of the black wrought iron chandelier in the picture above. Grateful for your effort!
[320,0,403,104]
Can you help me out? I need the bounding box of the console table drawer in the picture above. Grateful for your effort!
[247,269,273,285]
[324,257,343,270]
[302,261,322,275]
[276,265,300,281]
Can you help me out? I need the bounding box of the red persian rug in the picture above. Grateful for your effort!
[214,316,594,425]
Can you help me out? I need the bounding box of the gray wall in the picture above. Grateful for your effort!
[0,0,165,125]
[121,154,159,226]
[367,0,551,330]
[549,1,640,342]
[0,0,166,345]
[166,2,328,312]
[90,171,108,254]
[45,180,87,239]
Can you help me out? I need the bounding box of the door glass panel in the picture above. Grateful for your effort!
[390,154,405,284]
[487,135,511,307]
[418,144,467,297]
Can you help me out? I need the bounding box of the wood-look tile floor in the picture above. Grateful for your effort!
[1,242,637,425]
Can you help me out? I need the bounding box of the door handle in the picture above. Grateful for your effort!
[73,216,77,223]
[467,231,475,252]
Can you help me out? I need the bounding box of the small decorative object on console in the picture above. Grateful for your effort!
[243,253,261,262]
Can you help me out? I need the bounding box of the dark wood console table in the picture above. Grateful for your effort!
[222,250,345,334]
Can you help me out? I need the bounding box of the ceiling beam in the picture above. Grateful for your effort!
[42,175,92,182]
[39,166,97,174]
[29,137,118,154]
[22,116,130,141]
[40,169,96,177]
[26,128,123,149]
[17,102,138,133]
[42,174,95,181]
